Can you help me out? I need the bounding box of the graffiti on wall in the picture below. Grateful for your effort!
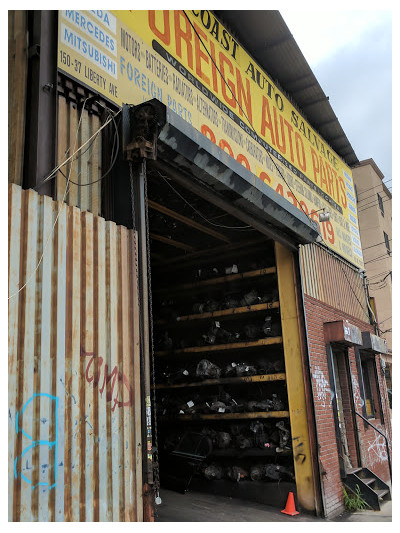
[351,373,364,410]
[312,366,332,407]
[367,432,388,468]
[80,346,133,411]
[14,393,58,490]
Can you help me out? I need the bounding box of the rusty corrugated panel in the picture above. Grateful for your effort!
[8,183,144,521]
[56,95,102,217]
[8,11,28,186]
[299,243,368,322]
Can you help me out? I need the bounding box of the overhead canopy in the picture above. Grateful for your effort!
[155,107,320,250]
[214,10,359,168]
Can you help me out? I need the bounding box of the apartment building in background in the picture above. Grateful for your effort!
[352,159,392,398]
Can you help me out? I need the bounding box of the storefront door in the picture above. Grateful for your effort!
[327,345,360,477]
[331,351,353,471]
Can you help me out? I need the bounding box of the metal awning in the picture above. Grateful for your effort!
[155,107,320,250]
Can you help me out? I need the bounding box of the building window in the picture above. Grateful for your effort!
[378,193,384,216]
[361,359,376,418]
[384,231,390,254]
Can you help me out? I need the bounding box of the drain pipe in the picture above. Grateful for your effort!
[296,249,327,518]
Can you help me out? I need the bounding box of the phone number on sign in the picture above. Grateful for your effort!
[201,123,335,244]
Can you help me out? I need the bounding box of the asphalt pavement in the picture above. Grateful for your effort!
[155,488,392,522]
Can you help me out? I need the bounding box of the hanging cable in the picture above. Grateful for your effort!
[367,272,392,285]
[357,196,391,211]
[34,108,120,190]
[155,170,256,230]
[356,179,392,198]
[58,110,120,187]
[362,238,392,252]
[340,266,372,324]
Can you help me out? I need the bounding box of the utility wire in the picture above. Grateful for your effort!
[357,196,392,210]
[357,197,391,214]
[340,265,372,324]
[155,170,255,230]
[364,253,392,265]
[58,111,120,187]
[34,109,120,190]
[362,238,392,252]
[368,272,392,285]
[367,270,391,281]
[356,192,392,207]
[356,179,392,198]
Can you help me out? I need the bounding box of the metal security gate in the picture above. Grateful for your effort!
[8,183,144,521]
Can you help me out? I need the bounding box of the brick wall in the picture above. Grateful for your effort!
[304,294,392,518]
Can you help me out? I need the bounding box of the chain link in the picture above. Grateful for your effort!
[130,160,161,509]
[143,162,162,502]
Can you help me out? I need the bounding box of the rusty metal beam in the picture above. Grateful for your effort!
[147,199,231,243]
[153,160,299,251]
[149,232,196,252]
[152,236,268,268]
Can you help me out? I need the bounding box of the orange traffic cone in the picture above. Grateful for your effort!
[281,492,299,516]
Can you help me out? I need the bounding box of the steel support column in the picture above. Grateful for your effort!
[24,10,57,195]
[130,160,154,491]
[275,242,315,511]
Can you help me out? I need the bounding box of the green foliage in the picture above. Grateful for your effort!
[342,485,369,512]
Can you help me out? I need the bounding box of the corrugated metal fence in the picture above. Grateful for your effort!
[299,243,369,323]
[8,184,143,521]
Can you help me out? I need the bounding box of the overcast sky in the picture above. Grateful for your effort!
[280,9,392,190]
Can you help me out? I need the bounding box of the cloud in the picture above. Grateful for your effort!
[313,16,392,182]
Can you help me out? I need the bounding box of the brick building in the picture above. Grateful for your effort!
[352,159,392,399]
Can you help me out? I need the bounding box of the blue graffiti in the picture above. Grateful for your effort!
[14,393,58,490]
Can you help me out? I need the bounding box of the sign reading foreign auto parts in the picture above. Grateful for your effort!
[58,9,364,268]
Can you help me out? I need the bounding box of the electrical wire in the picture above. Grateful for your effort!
[8,97,91,300]
[367,270,391,281]
[155,170,255,230]
[356,179,392,198]
[356,193,391,207]
[362,238,392,252]
[368,272,391,285]
[34,108,120,190]
[182,10,316,230]
[356,195,391,211]
[364,253,392,266]
[357,197,391,214]
[340,265,371,323]
[356,194,391,210]
[58,110,120,187]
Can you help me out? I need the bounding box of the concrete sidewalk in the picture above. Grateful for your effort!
[334,500,392,522]
[155,488,392,522]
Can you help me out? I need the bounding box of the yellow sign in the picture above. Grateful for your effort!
[57,10,363,267]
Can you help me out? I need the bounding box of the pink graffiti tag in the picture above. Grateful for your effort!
[80,347,133,411]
